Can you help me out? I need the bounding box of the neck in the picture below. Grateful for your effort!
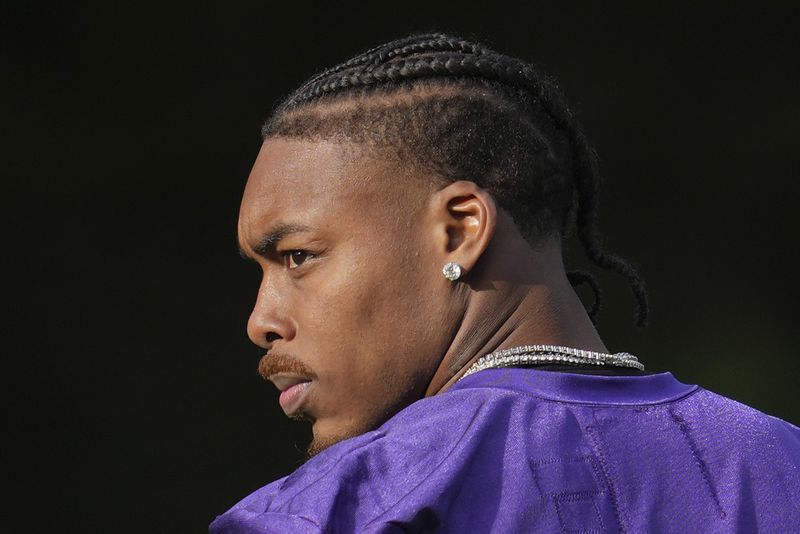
[424,235,608,396]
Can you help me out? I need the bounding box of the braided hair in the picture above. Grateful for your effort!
[262,32,649,327]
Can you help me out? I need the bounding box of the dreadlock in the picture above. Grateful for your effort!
[261,32,649,327]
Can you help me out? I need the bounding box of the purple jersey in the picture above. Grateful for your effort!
[210,368,800,533]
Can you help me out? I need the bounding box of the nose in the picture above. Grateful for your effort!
[246,279,296,350]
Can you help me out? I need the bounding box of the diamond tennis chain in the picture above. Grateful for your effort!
[459,344,645,381]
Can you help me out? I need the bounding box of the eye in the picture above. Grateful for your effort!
[283,250,312,269]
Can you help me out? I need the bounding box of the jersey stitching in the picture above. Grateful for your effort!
[669,407,727,519]
[585,424,627,534]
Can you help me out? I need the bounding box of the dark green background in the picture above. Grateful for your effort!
[4,2,798,532]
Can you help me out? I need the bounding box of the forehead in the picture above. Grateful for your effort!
[238,138,419,245]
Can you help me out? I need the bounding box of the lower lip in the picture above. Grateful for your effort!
[279,381,312,414]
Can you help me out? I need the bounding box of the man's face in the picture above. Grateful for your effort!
[238,138,457,454]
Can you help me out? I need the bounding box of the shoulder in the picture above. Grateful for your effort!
[211,374,800,533]
[271,384,533,505]
[210,384,546,533]
[679,387,799,440]
[675,387,800,463]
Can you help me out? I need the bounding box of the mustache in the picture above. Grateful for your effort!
[258,351,315,380]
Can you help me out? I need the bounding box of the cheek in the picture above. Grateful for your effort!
[301,241,443,368]
[295,235,454,434]
[304,230,426,327]
[349,254,448,368]
[304,256,403,342]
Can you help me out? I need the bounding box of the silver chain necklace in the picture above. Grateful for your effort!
[460,344,645,381]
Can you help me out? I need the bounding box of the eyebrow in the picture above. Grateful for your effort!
[238,223,313,260]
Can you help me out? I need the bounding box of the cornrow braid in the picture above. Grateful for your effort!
[264,33,649,327]
[296,33,489,91]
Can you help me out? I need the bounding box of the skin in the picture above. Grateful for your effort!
[238,138,608,455]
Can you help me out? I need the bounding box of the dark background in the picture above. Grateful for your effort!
[3,2,799,532]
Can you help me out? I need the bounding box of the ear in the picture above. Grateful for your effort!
[429,180,497,276]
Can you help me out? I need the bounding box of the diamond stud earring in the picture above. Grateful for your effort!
[442,262,462,281]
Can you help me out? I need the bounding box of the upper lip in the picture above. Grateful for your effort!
[268,373,312,392]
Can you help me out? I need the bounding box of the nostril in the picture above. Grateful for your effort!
[266,332,281,343]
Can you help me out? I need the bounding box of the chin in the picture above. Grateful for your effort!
[303,399,411,458]
[305,434,341,458]
[305,418,371,459]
